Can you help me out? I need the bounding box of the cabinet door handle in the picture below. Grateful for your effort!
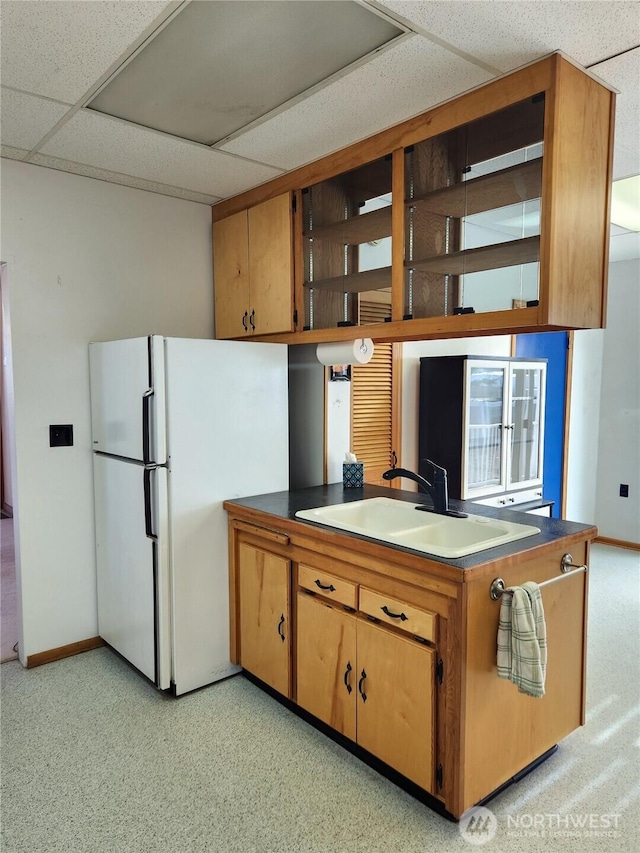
[242,311,248,331]
[343,661,353,694]
[314,579,336,592]
[381,605,408,622]
[391,450,397,468]
[249,309,256,331]
[277,614,285,642]
[358,668,367,703]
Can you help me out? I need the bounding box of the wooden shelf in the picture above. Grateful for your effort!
[407,236,540,276]
[304,206,391,245]
[407,159,542,219]
[305,266,392,294]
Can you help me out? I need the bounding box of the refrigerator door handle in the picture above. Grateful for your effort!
[143,467,157,540]
[142,389,153,465]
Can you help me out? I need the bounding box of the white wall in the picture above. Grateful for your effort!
[594,259,640,542]
[401,336,512,483]
[565,330,604,525]
[0,160,214,661]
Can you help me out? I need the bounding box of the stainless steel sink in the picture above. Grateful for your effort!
[294,497,540,558]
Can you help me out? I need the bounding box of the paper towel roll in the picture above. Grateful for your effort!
[316,339,374,366]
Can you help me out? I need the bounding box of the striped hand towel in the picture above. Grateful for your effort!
[496,581,547,698]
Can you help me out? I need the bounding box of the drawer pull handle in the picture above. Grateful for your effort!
[277,614,285,642]
[358,668,367,703]
[381,605,408,622]
[314,579,336,592]
[344,661,353,694]
[242,311,248,331]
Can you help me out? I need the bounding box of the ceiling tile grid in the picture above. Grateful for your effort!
[219,34,493,170]
[0,0,175,103]
[28,152,220,206]
[38,109,284,198]
[591,48,640,181]
[377,0,640,71]
[0,0,638,212]
[0,89,71,152]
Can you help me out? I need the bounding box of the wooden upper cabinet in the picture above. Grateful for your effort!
[213,193,294,339]
[211,54,614,344]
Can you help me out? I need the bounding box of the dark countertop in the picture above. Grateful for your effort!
[224,483,597,572]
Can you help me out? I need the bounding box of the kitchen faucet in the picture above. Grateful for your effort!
[382,461,467,518]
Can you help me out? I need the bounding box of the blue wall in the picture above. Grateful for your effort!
[515,332,568,518]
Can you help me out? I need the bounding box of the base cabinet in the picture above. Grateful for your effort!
[238,542,291,697]
[226,503,593,820]
[296,590,436,793]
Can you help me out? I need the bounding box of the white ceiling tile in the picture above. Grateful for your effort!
[219,35,492,170]
[0,0,174,103]
[0,89,71,151]
[39,110,284,198]
[378,1,640,71]
[29,152,220,205]
[591,49,640,181]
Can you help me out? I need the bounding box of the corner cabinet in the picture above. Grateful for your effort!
[212,53,614,344]
[419,355,547,503]
[213,193,295,339]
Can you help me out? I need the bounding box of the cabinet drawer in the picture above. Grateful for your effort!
[298,564,357,609]
[359,588,436,643]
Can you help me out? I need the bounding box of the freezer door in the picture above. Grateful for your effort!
[89,336,166,464]
[93,454,170,689]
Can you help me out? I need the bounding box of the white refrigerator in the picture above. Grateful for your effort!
[89,335,289,695]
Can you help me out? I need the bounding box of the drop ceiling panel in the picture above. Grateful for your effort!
[28,152,220,205]
[591,48,640,181]
[378,0,640,71]
[219,35,493,170]
[0,1,175,104]
[88,0,404,145]
[39,110,284,198]
[0,89,71,151]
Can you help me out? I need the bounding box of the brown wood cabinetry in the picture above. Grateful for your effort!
[225,496,594,819]
[237,542,291,697]
[213,193,294,338]
[212,54,614,345]
[296,590,436,792]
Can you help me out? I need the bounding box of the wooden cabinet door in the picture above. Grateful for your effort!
[213,210,250,339]
[238,543,290,697]
[248,193,293,336]
[296,593,357,741]
[356,619,435,792]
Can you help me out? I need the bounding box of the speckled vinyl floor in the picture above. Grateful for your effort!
[1,544,639,853]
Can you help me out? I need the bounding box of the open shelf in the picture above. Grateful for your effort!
[305,266,392,293]
[304,206,391,245]
[407,159,542,219]
[407,236,540,276]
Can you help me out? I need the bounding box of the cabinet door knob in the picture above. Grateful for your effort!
[381,605,408,622]
[343,661,353,694]
[277,614,285,642]
[358,668,367,703]
[314,579,336,592]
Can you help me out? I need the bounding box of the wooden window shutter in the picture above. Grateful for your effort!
[351,337,401,486]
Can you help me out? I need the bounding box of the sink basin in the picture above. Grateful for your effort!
[295,497,540,559]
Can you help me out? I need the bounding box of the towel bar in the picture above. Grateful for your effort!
[490,553,588,600]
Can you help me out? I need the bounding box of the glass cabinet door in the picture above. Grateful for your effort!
[301,155,393,331]
[465,364,507,495]
[508,364,546,488]
[404,94,545,320]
